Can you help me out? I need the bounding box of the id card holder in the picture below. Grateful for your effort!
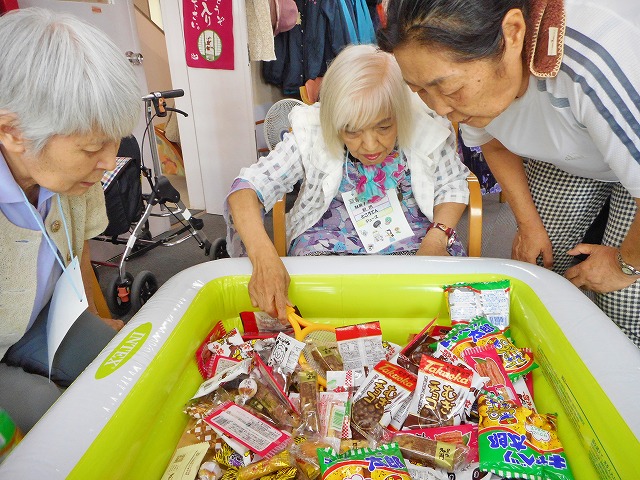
[46,256,88,376]
[341,189,413,253]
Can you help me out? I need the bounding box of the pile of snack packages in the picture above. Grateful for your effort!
[163,280,575,480]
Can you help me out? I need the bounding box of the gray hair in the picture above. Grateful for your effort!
[319,44,413,157]
[0,8,141,154]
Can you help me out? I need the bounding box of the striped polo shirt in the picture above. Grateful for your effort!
[461,0,640,197]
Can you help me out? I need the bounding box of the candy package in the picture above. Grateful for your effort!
[478,395,574,480]
[296,370,321,437]
[397,423,478,463]
[391,432,469,471]
[350,361,417,440]
[307,343,344,378]
[236,450,297,480]
[267,333,306,391]
[317,442,411,480]
[437,316,537,380]
[444,280,511,332]
[318,391,351,450]
[236,354,300,430]
[462,345,520,405]
[240,310,296,340]
[204,401,291,461]
[196,322,230,379]
[192,359,253,400]
[335,322,386,373]
[404,356,473,429]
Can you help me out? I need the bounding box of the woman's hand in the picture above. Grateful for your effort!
[416,229,450,256]
[248,250,292,323]
[228,189,292,322]
[512,222,554,268]
[565,244,638,293]
[103,317,125,331]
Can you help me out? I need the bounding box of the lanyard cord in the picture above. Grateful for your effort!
[20,190,83,300]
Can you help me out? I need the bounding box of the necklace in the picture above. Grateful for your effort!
[353,151,404,203]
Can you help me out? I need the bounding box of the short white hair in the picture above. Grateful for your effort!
[0,8,141,154]
[319,44,413,157]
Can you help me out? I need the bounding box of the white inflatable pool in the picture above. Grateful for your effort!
[1,256,638,479]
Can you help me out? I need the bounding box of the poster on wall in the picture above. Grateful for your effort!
[183,0,234,70]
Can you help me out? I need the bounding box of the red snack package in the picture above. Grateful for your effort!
[335,321,386,372]
[204,401,291,460]
[239,309,297,340]
[196,321,229,378]
[401,423,479,463]
[463,345,520,406]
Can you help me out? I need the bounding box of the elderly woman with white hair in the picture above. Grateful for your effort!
[0,8,140,432]
[225,44,470,321]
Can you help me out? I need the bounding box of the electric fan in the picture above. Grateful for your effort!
[263,98,305,151]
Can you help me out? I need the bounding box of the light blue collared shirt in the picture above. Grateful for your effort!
[0,149,62,331]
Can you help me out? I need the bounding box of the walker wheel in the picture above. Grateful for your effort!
[210,238,230,260]
[106,272,134,317]
[130,270,159,314]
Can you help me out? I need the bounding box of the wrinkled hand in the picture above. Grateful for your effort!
[417,231,450,256]
[248,252,292,323]
[512,224,553,268]
[565,244,637,293]
[102,317,125,331]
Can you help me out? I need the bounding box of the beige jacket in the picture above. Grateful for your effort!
[0,183,108,357]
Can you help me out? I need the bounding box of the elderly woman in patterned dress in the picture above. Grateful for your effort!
[224,44,470,321]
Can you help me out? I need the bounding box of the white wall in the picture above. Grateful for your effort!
[161,0,261,214]
[135,9,173,93]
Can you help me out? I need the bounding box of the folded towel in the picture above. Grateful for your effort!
[525,0,566,78]
[245,0,276,61]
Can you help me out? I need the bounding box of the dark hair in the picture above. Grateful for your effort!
[378,0,529,61]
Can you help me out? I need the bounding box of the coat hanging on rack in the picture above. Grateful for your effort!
[262,0,376,95]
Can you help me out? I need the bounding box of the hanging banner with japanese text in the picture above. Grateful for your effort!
[183,0,234,70]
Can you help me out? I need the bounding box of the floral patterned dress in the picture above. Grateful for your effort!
[230,151,466,257]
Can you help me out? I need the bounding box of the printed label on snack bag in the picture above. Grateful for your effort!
[268,333,305,374]
[95,323,152,379]
[160,442,209,480]
[336,322,386,371]
[204,402,290,458]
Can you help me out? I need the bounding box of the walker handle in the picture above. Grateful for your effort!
[141,89,184,101]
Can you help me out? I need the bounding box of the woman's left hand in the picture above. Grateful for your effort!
[101,317,125,331]
[416,233,450,256]
[565,244,637,293]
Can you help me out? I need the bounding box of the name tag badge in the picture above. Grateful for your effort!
[46,256,88,376]
[342,189,413,253]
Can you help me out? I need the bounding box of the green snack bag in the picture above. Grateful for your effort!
[478,395,574,480]
[317,442,411,479]
[438,316,537,380]
[444,280,511,332]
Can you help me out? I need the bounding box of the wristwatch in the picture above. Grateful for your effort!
[428,222,456,248]
[616,250,640,276]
